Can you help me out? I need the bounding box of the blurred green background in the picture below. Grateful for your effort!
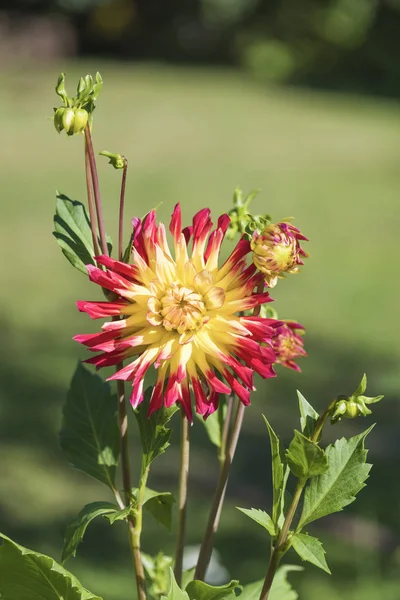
[1,2,400,599]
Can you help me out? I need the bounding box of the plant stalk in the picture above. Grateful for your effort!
[218,393,234,465]
[118,158,128,261]
[84,145,101,257]
[131,467,150,600]
[174,411,190,586]
[84,124,108,256]
[194,399,245,581]
[259,400,336,600]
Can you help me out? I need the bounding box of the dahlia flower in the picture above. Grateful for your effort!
[272,321,307,372]
[75,205,283,420]
[251,222,308,287]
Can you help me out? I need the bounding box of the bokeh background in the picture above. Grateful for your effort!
[1,1,400,599]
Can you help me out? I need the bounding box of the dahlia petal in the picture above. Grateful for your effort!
[190,373,209,416]
[203,286,225,310]
[180,380,193,422]
[206,370,231,395]
[223,370,251,405]
[76,300,128,319]
[95,256,138,281]
[169,203,182,243]
[130,378,144,408]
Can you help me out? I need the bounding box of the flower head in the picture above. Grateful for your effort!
[75,205,282,420]
[250,222,308,287]
[272,320,306,372]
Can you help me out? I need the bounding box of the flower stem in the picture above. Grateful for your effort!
[194,399,245,581]
[131,467,149,600]
[118,158,128,261]
[258,400,336,600]
[84,145,101,257]
[218,393,234,465]
[174,411,190,586]
[84,124,108,256]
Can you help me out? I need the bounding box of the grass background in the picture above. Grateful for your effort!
[0,61,399,599]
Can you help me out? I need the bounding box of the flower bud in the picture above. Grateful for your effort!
[331,374,384,423]
[58,107,88,136]
[53,107,66,133]
[251,222,308,287]
[272,320,306,372]
[99,150,126,169]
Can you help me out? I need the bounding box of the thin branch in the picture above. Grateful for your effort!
[84,125,108,256]
[84,145,101,256]
[194,400,245,581]
[174,411,190,586]
[118,158,128,261]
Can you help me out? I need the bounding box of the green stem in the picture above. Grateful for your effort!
[194,399,245,581]
[174,411,190,586]
[84,144,101,257]
[118,158,128,261]
[218,394,234,465]
[131,467,149,600]
[84,124,108,256]
[259,400,336,600]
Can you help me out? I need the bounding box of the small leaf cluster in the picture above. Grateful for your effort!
[54,72,103,135]
[226,188,271,240]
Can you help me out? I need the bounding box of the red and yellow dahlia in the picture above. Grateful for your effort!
[272,321,307,372]
[251,222,308,288]
[75,205,283,420]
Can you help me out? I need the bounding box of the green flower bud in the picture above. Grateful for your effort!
[59,107,88,136]
[99,150,126,169]
[53,107,66,133]
[331,375,383,423]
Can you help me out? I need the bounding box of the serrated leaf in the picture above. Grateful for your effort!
[237,507,276,536]
[298,426,374,529]
[286,430,328,480]
[135,388,179,474]
[186,579,241,600]
[60,363,120,489]
[263,416,289,528]
[297,391,319,438]
[291,533,331,574]
[0,533,102,600]
[62,501,119,563]
[132,487,175,530]
[53,193,96,274]
[197,398,226,449]
[239,566,301,600]
[162,569,190,600]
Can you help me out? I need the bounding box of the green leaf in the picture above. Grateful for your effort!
[132,487,175,530]
[162,569,190,600]
[186,579,241,600]
[237,507,276,536]
[60,363,120,489]
[286,430,329,480]
[0,533,102,600]
[53,193,96,274]
[135,388,179,474]
[181,568,195,590]
[297,391,319,438]
[298,426,374,529]
[291,533,331,574]
[62,501,119,563]
[263,416,289,527]
[239,566,301,600]
[197,397,226,449]
[103,505,132,524]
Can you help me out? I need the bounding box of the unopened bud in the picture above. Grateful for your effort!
[251,221,308,287]
[56,107,88,136]
[99,150,126,169]
[331,375,383,423]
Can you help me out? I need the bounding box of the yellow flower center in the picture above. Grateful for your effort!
[161,283,206,333]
